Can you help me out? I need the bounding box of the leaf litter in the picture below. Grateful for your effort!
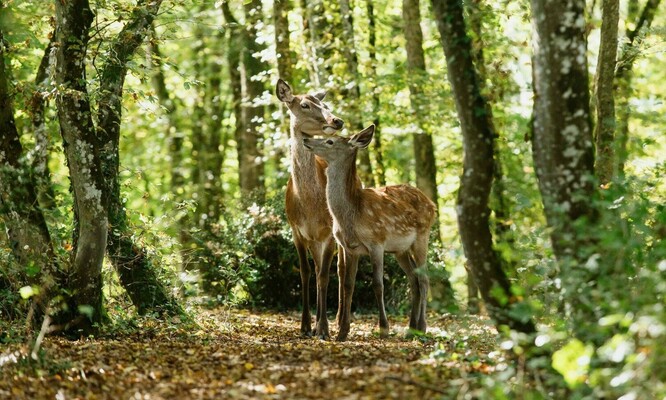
[0,309,500,399]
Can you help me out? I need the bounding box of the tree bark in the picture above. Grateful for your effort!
[402,0,440,236]
[273,0,292,183]
[200,29,226,226]
[530,0,597,258]
[148,26,183,197]
[366,0,386,187]
[431,0,535,333]
[28,36,57,211]
[593,0,619,184]
[300,0,336,86]
[274,0,293,85]
[96,0,180,317]
[614,0,661,178]
[339,0,373,186]
[241,0,267,201]
[54,0,108,333]
[530,0,602,341]
[0,29,56,304]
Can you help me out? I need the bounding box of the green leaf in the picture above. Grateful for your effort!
[19,285,38,299]
[78,305,95,320]
[552,339,593,388]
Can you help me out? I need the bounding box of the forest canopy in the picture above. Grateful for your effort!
[1,0,665,398]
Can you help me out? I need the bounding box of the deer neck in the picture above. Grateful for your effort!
[289,121,323,191]
[325,151,362,246]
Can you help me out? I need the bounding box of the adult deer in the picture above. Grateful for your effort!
[303,125,436,341]
[275,79,348,339]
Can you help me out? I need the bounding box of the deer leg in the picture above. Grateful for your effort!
[336,244,345,327]
[314,241,335,340]
[396,252,420,336]
[369,247,389,337]
[295,237,312,337]
[337,248,358,342]
[411,235,430,333]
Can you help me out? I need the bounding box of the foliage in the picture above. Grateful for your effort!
[187,191,412,313]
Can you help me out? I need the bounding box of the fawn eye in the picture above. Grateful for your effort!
[300,102,310,109]
[325,139,334,145]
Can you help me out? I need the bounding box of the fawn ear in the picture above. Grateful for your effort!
[350,124,375,149]
[313,91,327,101]
[276,79,294,103]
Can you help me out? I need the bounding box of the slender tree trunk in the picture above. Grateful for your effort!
[200,30,226,226]
[274,0,293,84]
[339,0,373,186]
[274,0,292,180]
[190,6,210,228]
[615,0,661,178]
[593,0,619,184]
[222,2,246,203]
[96,0,180,316]
[28,37,57,211]
[402,0,440,237]
[366,0,386,187]
[241,0,267,201]
[54,0,108,334]
[431,0,535,333]
[148,26,182,198]
[300,0,336,86]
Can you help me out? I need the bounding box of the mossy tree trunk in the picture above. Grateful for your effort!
[431,0,535,333]
[96,0,181,316]
[0,28,57,316]
[54,0,108,334]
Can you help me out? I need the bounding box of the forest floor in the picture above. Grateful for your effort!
[0,309,503,399]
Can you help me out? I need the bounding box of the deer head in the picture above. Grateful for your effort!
[302,125,375,161]
[276,79,344,137]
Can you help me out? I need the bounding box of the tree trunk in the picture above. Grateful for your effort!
[274,0,292,179]
[339,0,373,186]
[366,0,386,187]
[530,0,601,341]
[200,30,226,226]
[300,0,336,86]
[402,0,440,237]
[431,0,535,333]
[0,28,57,309]
[274,0,293,85]
[530,0,597,258]
[241,0,267,201]
[222,2,246,203]
[54,0,108,334]
[148,26,183,198]
[593,0,619,184]
[28,37,57,211]
[96,0,180,317]
[614,0,661,178]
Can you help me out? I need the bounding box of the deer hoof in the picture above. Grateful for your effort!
[379,327,389,338]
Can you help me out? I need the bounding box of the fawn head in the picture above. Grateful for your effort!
[303,125,375,162]
[276,79,344,136]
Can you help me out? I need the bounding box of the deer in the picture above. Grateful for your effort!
[275,79,349,339]
[303,125,436,341]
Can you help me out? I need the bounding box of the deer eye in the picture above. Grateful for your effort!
[300,102,310,109]
[325,139,334,145]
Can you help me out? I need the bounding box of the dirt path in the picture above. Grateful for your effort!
[0,310,499,399]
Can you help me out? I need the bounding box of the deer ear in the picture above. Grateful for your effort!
[313,91,327,101]
[276,79,294,103]
[350,124,375,149]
